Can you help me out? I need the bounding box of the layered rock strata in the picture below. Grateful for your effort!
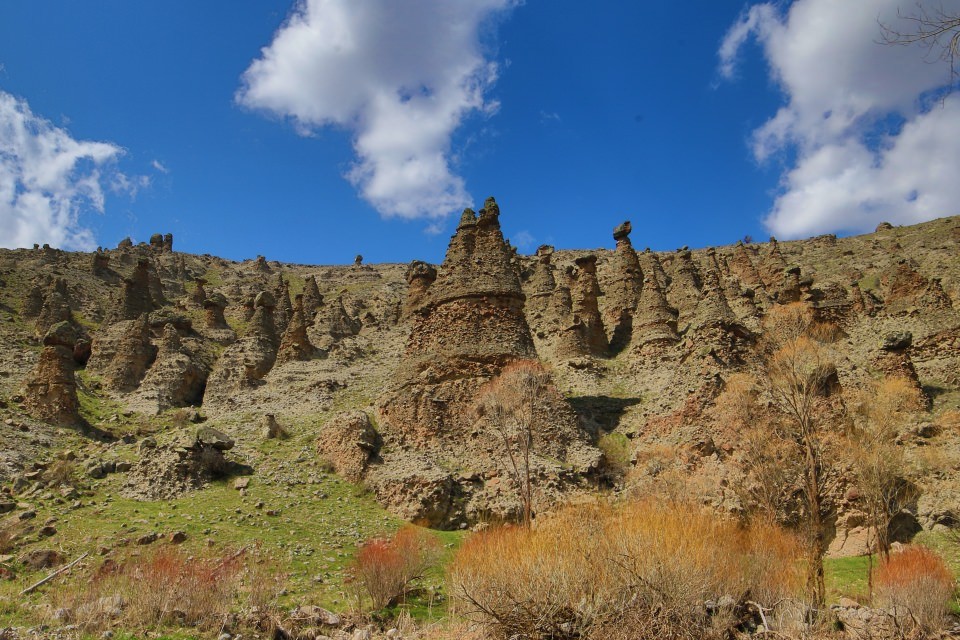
[374,197,599,527]
[21,322,82,427]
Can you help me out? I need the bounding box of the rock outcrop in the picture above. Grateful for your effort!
[314,295,361,341]
[881,258,953,313]
[132,324,207,414]
[88,314,157,393]
[301,275,323,319]
[34,287,72,339]
[203,291,278,405]
[374,197,599,527]
[112,259,158,322]
[524,246,557,332]
[874,331,931,408]
[606,222,642,352]
[570,255,609,356]
[277,294,316,363]
[316,411,379,483]
[630,252,679,353]
[21,322,82,427]
[200,293,226,331]
[402,261,437,320]
[667,249,703,326]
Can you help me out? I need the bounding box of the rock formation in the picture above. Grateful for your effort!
[760,238,801,303]
[667,249,703,327]
[89,314,157,393]
[112,259,158,322]
[273,274,293,335]
[606,222,643,351]
[314,294,361,340]
[149,233,164,252]
[301,275,323,319]
[569,255,609,356]
[253,255,271,273]
[277,294,316,363]
[34,284,72,339]
[402,261,437,320]
[21,278,48,319]
[189,278,207,307]
[134,324,207,413]
[881,258,953,313]
[874,331,931,408]
[92,249,111,276]
[21,322,82,427]
[203,291,278,405]
[316,411,379,482]
[524,246,557,330]
[163,233,173,253]
[374,197,599,527]
[203,292,229,329]
[630,252,679,353]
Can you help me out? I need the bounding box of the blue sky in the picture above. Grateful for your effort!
[1,1,958,264]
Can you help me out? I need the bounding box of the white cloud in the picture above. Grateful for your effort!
[511,229,535,252]
[237,0,515,221]
[719,0,960,238]
[151,159,169,174]
[0,90,129,250]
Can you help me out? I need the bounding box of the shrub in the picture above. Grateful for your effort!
[51,546,261,632]
[449,499,805,640]
[597,432,632,476]
[347,525,441,611]
[873,546,955,636]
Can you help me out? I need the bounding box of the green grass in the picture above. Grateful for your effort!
[825,555,872,602]
[0,415,464,632]
[825,532,960,607]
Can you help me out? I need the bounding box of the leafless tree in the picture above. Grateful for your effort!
[476,360,551,528]
[847,376,925,598]
[755,303,842,611]
[880,2,960,84]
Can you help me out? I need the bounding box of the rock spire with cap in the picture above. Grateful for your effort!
[375,196,598,527]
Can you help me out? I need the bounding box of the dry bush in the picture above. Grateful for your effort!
[936,409,960,434]
[449,499,805,640]
[52,546,255,632]
[873,546,956,636]
[347,525,441,611]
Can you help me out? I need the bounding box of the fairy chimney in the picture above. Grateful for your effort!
[21,322,82,427]
[403,260,438,319]
[571,254,608,356]
[277,294,316,363]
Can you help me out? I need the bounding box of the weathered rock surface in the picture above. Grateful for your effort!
[21,323,82,427]
[131,324,208,414]
[87,314,157,393]
[375,197,600,527]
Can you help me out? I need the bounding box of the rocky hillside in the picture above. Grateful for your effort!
[1,205,959,547]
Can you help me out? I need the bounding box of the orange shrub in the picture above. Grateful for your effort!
[873,546,955,635]
[348,525,440,611]
[49,546,279,633]
[449,499,805,640]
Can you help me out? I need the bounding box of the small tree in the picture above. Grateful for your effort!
[848,376,924,597]
[756,303,841,611]
[476,360,552,527]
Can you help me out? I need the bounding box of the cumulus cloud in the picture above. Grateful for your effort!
[0,90,131,250]
[719,0,960,238]
[237,0,515,221]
